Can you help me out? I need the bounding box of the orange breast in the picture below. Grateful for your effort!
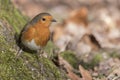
[21,22,50,47]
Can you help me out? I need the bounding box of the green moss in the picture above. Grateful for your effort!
[42,57,64,80]
[0,31,10,51]
[0,49,66,80]
[91,54,102,67]
[61,51,79,69]
[81,53,103,69]
[0,50,34,80]
[0,0,27,33]
[109,51,120,58]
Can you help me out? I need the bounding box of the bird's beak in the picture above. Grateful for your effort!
[51,19,56,22]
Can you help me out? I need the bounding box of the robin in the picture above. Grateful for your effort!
[16,13,56,57]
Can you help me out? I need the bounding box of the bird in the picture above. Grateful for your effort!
[16,13,56,57]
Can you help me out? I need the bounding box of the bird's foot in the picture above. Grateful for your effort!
[15,49,23,59]
[37,50,48,58]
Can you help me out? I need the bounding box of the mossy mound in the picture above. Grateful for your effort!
[0,0,67,80]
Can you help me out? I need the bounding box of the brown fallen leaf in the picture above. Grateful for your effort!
[67,69,83,80]
[59,56,82,80]
[59,55,73,71]
[79,65,92,80]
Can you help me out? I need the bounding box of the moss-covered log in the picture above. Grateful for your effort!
[0,0,67,80]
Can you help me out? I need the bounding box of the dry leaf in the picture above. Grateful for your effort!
[79,65,92,80]
[59,56,82,80]
[67,69,82,80]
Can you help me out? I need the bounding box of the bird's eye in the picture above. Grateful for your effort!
[42,18,46,21]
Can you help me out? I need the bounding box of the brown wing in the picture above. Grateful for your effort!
[21,26,36,42]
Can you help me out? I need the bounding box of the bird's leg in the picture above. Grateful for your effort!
[36,49,44,79]
[40,49,44,56]
[36,49,44,57]
[15,48,23,59]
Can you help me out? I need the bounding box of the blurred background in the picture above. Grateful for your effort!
[11,0,120,80]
